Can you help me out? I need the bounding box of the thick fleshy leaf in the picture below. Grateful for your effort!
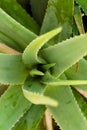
[0,8,37,51]
[0,53,28,85]
[30,69,44,77]
[0,85,31,130]
[22,28,62,68]
[76,0,87,15]
[40,0,74,42]
[0,0,40,34]
[65,59,87,90]
[74,5,85,34]
[41,34,87,77]
[44,85,87,130]
[22,78,58,106]
[43,80,87,86]
[30,0,48,25]
[12,105,45,130]
[42,71,87,86]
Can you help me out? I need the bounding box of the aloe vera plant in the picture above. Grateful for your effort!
[1,0,87,130]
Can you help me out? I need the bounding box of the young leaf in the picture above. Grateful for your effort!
[40,0,74,42]
[44,85,87,130]
[30,69,44,77]
[42,71,87,86]
[41,34,87,77]
[43,79,87,86]
[0,9,37,51]
[22,28,62,68]
[22,78,58,106]
[0,53,28,85]
[0,85,31,130]
[0,0,40,34]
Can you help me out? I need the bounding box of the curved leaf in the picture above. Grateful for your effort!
[0,85,31,130]
[22,28,62,68]
[41,34,87,77]
[30,69,44,77]
[22,78,58,106]
[44,85,87,130]
[0,53,28,85]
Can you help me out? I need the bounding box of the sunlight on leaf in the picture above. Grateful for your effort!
[22,27,62,68]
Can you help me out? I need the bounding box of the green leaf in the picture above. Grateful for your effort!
[0,0,40,34]
[65,59,87,90]
[42,71,87,86]
[30,0,48,25]
[72,18,79,36]
[22,78,58,106]
[0,53,28,85]
[36,118,45,130]
[0,8,37,51]
[74,4,85,34]
[12,105,45,130]
[22,28,62,68]
[41,34,87,77]
[27,105,45,130]
[76,0,87,15]
[43,80,87,86]
[30,69,44,77]
[0,32,21,51]
[44,85,87,130]
[0,85,31,130]
[40,0,74,42]
[72,88,87,119]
